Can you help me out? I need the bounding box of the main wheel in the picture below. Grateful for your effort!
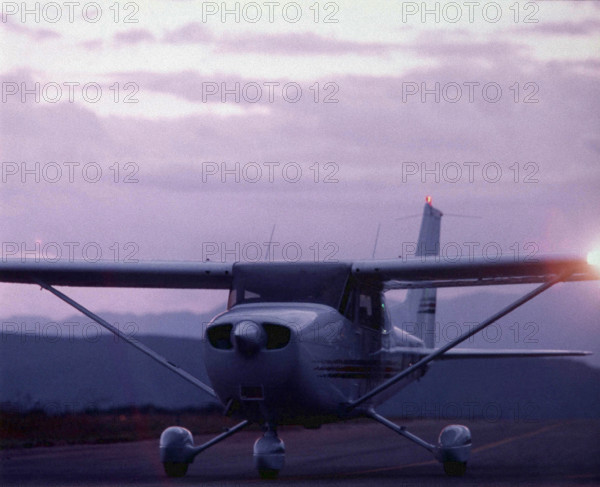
[443,461,467,476]
[258,468,279,480]
[163,462,189,477]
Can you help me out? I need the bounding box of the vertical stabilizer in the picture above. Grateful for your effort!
[404,199,442,348]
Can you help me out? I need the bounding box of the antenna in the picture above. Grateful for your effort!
[395,196,436,221]
[443,213,483,219]
[371,223,381,259]
[265,224,276,261]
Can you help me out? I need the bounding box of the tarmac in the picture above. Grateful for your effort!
[2,419,599,486]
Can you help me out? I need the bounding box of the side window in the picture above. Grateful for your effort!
[359,294,372,324]
[344,290,356,321]
[227,288,237,309]
[359,291,382,330]
[381,295,391,329]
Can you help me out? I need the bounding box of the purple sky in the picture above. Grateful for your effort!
[1,1,599,320]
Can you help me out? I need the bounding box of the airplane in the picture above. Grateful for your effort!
[1,197,598,479]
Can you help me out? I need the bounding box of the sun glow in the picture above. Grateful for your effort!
[587,250,600,267]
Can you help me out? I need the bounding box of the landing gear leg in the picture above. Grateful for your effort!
[160,420,250,477]
[366,409,471,477]
[254,423,285,479]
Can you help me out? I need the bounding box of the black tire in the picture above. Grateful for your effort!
[163,462,189,477]
[443,461,467,476]
[258,468,279,480]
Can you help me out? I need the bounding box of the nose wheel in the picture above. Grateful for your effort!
[254,423,285,479]
[258,468,279,479]
[163,462,189,478]
[443,461,467,476]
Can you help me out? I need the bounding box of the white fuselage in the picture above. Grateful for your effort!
[203,302,426,426]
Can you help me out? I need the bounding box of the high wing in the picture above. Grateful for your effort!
[0,260,233,399]
[345,253,599,411]
[352,254,597,289]
[1,254,595,289]
[1,254,598,408]
[0,260,233,289]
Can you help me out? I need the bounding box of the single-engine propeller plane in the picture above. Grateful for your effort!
[1,198,598,478]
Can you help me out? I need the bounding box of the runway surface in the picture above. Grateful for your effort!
[2,419,599,486]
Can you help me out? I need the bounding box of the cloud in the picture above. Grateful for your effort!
[159,26,397,55]
[3,38,600,240]
[114,29,156,45]
[1,2,600,341]
[3,49,600,319]
[105,70,230,103]
[218,31,398,56]
[404,32,528,63]
[1,13,61,40]
[524,19,600,36]
[163,22,212,44]
[80,39,103,50]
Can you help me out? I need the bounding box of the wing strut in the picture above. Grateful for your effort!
[35,280,218,399]
[345,271,570,413]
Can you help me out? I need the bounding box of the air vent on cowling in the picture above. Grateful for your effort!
[262,323,291,350]
[207,324,233,350]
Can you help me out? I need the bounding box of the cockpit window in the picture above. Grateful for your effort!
[358,288,383,330]
[228,262,351,310]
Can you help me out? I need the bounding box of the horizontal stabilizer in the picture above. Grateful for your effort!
[385,347,591,359]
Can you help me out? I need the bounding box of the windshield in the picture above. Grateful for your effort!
[228,262,351,310]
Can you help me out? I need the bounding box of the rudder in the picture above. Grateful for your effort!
[404,199,442,348]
